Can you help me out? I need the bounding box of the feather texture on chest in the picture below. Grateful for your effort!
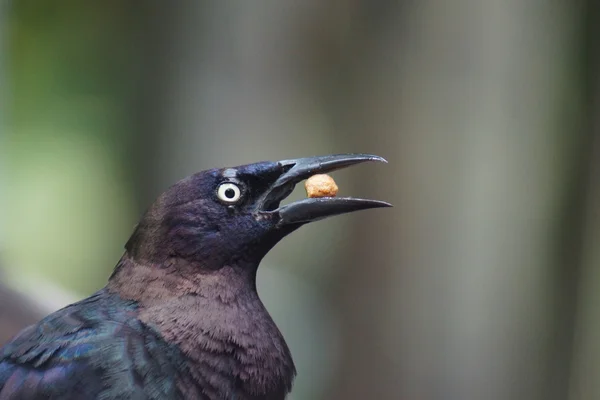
[109,257,296,399]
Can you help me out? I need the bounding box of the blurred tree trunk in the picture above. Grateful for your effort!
[330,2,585,400]
[569,102,600,400]
[569,0,600,398]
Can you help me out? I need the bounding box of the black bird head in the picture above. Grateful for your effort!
[125,154,390,271]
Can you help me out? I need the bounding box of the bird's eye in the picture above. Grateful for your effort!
[217,182,242,203]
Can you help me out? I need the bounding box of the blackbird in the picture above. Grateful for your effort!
[0,154,390,399]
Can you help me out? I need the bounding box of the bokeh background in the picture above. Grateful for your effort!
[2,1,600,399]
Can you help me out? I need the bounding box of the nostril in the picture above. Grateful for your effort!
[281,164,295,173]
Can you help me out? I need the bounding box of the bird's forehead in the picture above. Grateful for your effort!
[222,168,238,179]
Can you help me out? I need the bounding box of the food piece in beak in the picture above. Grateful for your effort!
[305,174,339,198]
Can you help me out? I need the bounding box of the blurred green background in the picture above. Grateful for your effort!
[2,1,600,400]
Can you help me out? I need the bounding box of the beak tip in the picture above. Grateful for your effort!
[368,200,393,209]
[369,155,388,164]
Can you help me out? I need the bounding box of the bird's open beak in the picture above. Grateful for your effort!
[257,154,392,226]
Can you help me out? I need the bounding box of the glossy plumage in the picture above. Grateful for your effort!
[0,289,183,399]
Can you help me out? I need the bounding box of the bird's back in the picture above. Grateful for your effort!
[0,289,184,400]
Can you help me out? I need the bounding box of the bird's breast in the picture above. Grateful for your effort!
[139,293,296,399]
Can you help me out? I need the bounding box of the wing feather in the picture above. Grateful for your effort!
[0,290,180,399]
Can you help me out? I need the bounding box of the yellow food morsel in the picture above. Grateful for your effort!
[305,174,339,198]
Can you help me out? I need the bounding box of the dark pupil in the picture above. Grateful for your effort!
[225,188,236,199]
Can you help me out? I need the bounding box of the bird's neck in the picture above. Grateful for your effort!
[107,254,296,397]
[107,253,258,305]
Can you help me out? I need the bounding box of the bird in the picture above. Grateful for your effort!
[0,153,390,400]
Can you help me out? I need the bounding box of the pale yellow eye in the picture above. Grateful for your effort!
[217,182,242,203]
